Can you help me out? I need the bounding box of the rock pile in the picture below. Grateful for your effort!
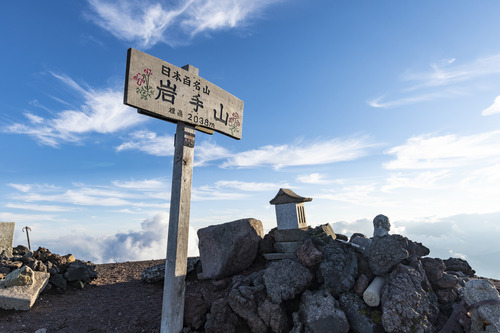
[143,215,500,333]
[0,245,98,293]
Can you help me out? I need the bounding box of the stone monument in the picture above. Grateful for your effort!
[0,222,15,255]
[373,214,390,237]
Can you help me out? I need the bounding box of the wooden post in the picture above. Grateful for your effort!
[124,52,243,330]
[160,65,198,333]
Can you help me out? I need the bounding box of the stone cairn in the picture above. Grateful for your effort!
[142,215,500,333]
[0,246,98,293]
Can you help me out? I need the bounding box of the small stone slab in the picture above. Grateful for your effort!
[0,222,15,254]
[274,229,309,242]
[263,253,296,260]
[0,271,49,310]
[275,241,303,254]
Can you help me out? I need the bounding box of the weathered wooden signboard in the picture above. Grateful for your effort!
[124,49,244,333]
[124,48,244,139]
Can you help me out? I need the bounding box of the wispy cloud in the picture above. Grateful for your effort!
[194,140,232,167]
[115,130,175,156]
[381,170,450,192]
[192,186,249,201]
[7,179,170,212]
[384,131,500,170]
[316,184,378,205]
[296,173,338,184]
[5,203,78,212]
[369,54,500,109]
[482,95,500,116]
[0,212,61,224]
[87,0,284,48]
[214,180,286,192]
[191,179,284,201]
[3,72,144,147]
[222,136,375,169]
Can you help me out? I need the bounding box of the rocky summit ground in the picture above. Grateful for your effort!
[0,259,167,333]
[0,258,499,333]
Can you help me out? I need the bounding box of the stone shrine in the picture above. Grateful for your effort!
[270,188,312,230]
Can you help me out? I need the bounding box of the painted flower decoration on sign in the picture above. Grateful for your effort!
[134,68,154,100]
[228,112,241,136]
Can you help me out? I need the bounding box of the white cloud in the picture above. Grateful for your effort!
[369,54,500,108]
[222,136,374,169]
[462,163,500,184]
[214,180,285,192]
[192,185,249,201]
[8,179,170,212]
[42,212,199,263]
[194,140,232,166]
[115,130,175,156]
[87,0,283,48]
[0,212,61,224]
[8,184,32,193]
[183,0,277,35]
[296,173,335,184]
[3,73,144,147]
[403,55,500,89]
[112,178,168,190]
[316,183,378,205]
[5,203,77,212]
[392,213,500,278]
[24,112,44,124]
[482,95,500,116]
[330,212,500,279]
[368,92,444,109]
[384,131,500,170]
[381,170,449,192]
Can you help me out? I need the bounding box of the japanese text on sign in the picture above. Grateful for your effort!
[124,48,244,140]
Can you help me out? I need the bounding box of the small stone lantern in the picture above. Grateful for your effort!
[270,188,312,230]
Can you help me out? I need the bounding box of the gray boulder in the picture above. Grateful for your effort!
[460,279,500,333]
[258,298,290,333]
[435,272,459,289]
[294,290,349,333]
[64,260,98,282]
[204,298,239,333]
[381,264,439,333]
[317,241,358,296]
[421,257,445,283]
[435,286,458,304]
[351,235,372,253]
[297,239,322,268]
[4,266,34,287]
[141,257,199,283]
[368,234,409,276]
[49,273,67,290]
[444,257,476,276]
[263,259,312,304]
[198,218,264,279]
[227,272,267,333]
[339,292,381,333]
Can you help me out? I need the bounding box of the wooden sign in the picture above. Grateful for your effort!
[124,48,244,140]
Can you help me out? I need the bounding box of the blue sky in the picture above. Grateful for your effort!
[1,1,499,278]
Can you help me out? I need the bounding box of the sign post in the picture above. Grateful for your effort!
[124,49,243,332]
